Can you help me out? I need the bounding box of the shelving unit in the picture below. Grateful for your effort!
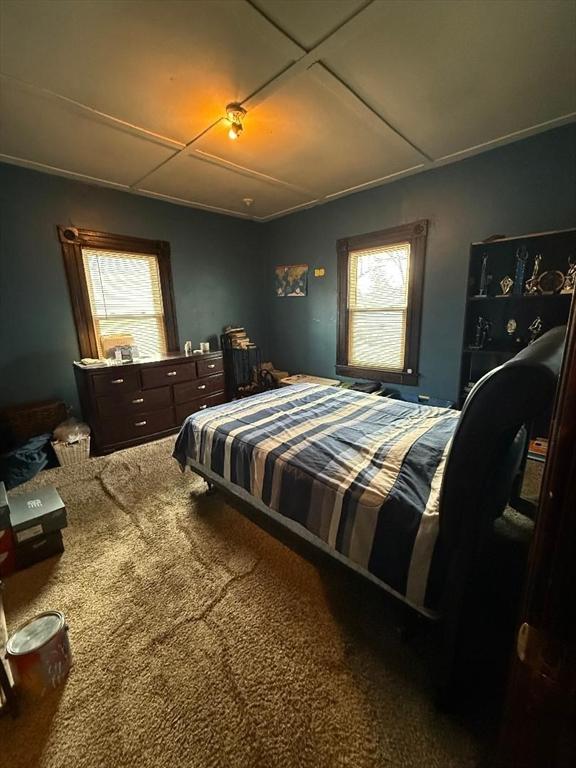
[459,228,575,408]
[221,335,263,399]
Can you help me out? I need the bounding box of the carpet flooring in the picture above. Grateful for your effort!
[0,437,487,768]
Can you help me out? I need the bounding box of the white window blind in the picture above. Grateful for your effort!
[82,248,167,358]
[348,241,411,371]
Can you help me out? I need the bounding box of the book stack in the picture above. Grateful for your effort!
[224,326,257,350]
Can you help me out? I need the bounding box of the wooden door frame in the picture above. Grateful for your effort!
[496,299,576,767]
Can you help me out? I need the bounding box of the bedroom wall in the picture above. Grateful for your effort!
[1,125,574,417]
[259,124,576,402]
[0,163,263,413]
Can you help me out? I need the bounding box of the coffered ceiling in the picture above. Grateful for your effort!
[1,0,575,221]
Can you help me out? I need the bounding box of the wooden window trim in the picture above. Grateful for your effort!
[336,219,428,385]
[57,226,179,359]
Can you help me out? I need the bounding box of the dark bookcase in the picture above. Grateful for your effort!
[459,228,575,407]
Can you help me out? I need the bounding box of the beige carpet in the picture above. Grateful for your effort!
[1,437,483,768]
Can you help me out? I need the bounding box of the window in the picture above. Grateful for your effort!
[82,249,167,357]
[336,220,428,385]
[58,227,178,359]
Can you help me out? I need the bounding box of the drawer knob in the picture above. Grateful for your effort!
[199,404,207,410]
[111,378,124,384]
[135,420,147,427]
[197,384,206,390]
[132,398,144,404]
[166,371,177,377]
[207,364,216,369]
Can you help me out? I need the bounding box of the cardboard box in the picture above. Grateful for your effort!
[15,530,64,570]
[100,333,134,359]
[9,487,67,544]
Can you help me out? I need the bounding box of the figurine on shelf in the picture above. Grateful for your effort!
[561,256,576,294]
[528,315,543,344]
[513,245,529,295]
[506,318,517,336]
[499,275,514,295]
[471,316,491,349]
[525,253,542,295]
[476,252,489,297]
[538,270,565,295]
[506,318,523,345]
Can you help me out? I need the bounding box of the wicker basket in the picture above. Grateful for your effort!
[52,437,91,467]
[0,400,67,450]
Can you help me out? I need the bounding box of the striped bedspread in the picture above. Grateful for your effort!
[174,384,459,614]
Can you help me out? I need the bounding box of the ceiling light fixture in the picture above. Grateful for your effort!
[226,102,246,141]
[228,122,242,141]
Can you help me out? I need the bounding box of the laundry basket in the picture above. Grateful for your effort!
[51,436,91,467]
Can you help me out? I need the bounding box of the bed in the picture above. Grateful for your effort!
[174,383,459,616]
[175,327,565,633]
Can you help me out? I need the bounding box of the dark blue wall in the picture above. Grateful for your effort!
[1,125,575,415]
[0,164,262,413]
[260,125,576,401]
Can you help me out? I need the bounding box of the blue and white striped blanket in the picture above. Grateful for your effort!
[174,384,459,613]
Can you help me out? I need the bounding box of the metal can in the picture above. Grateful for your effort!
[6,610,71,697]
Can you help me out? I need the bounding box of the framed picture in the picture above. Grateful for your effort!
[275,264,308,297]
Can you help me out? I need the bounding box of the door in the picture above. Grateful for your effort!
[496,300,576,767]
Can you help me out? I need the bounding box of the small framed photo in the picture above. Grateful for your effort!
[275,264,308,297]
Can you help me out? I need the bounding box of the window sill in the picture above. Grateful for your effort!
[335,364,419,386]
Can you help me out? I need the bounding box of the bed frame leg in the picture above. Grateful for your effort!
[392,605,428,643]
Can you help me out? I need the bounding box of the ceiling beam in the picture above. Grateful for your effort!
[247,0,374,53]
[132,0,430,192]
[241,0,431,160]
[192,149,319,197]
[128,117,225,189]
[307,63,432,161]
[0,74,185,151]
[1,0,574,221]
[130,187,253,219]
[0,152,131,190]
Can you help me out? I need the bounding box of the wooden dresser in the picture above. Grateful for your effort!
[74,352,226,455]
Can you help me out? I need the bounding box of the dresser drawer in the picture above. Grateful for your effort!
[93,369,140,396]
[99,407,175,445]
[197,357,223,377]
[141,362,197,390]
[97,387,171,417]
[174,374,224,404]
[175,393,226,424]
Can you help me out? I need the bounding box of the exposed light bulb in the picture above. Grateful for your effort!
[228,122,242,140]
[225,103,246,141]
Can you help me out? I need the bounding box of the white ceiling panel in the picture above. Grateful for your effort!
[0,0,302,145]
[251,0,366,49]
[321,0,576,159]
[192,63,425,198]
[0,78,174,186]
[0,0,574,220]
[139,152,317,219]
